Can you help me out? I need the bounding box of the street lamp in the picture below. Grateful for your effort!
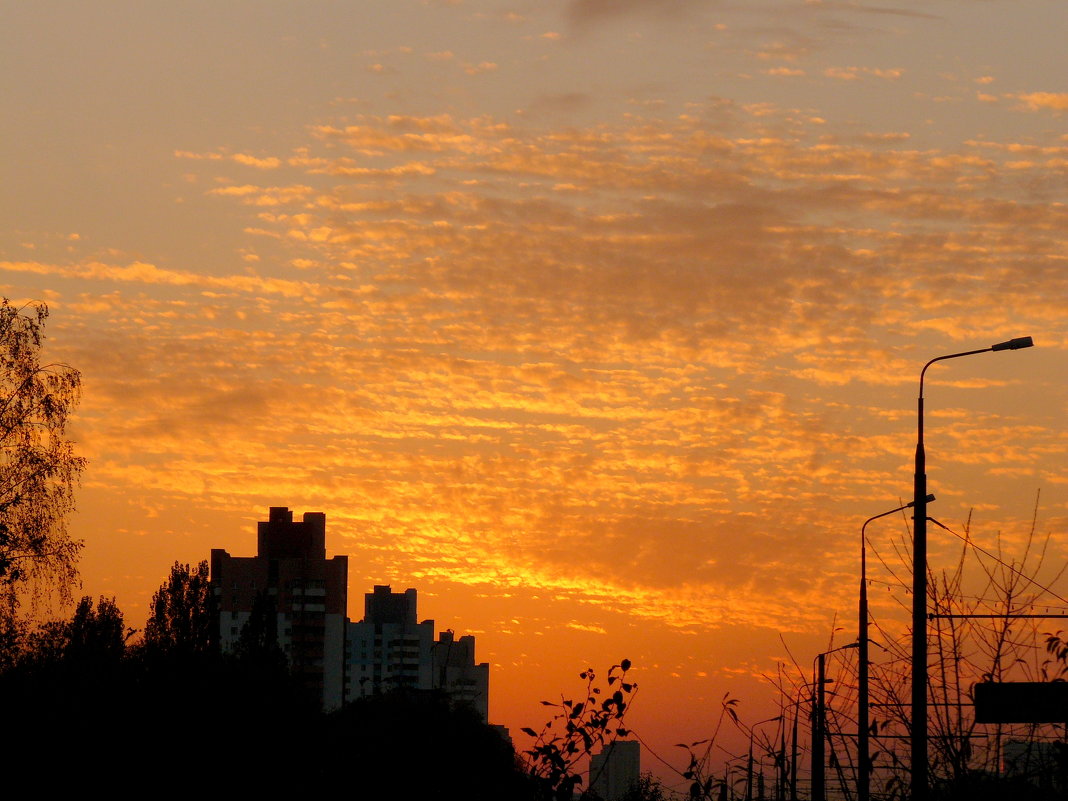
[777,687,809,801]
[910,335,1033,801]
[746,715,782,801]
[724,753,746,801]
[812,642,858,801]
[859,495,934,801]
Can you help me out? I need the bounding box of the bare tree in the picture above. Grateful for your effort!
[854,499,1068,799]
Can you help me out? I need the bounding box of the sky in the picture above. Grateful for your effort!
[3,0,1068,787]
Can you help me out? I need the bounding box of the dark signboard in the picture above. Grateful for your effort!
[974,682,1068,724]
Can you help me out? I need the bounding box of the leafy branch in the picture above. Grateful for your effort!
[523,658,636,801]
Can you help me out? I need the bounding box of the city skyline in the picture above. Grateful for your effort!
[212,505,491,718]
[3,0,1067,782]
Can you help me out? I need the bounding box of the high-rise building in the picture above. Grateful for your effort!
[346,585,490,721]
[346,585,435,700]
[210,509,489,719]
[589,740,640,801]
[211,506,348,710]
[432,629,489,721]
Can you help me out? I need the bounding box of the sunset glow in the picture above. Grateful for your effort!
[3,0,1067,788]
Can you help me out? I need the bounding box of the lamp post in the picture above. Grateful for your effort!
[910,335,1033,801]
[812,643,858,801]
[746,716,781,801]
[790,697,799,801]
[812,656,827,801]
[776,688,808,801]
[859,495,934,801]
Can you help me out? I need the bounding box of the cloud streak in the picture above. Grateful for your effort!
[14,98,1065,645]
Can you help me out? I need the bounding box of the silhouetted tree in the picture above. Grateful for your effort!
[63,594,129,662]
[19,594,129,669]
[0,583,536,794]
[318,688,533,799]
[0,588,307,792]
[143,560,216,658]
[0,299,85,617]
[233,587,281,659]
[0,611,23,672]
[616,773,669,801]
[229,589,311,715]
[1,596,131,787]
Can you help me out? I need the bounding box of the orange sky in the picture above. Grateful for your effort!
[3,0,1068,790]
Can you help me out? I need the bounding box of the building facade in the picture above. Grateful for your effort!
[431,629,490,721]
[346,585,436,700]
[211,507,348,710]
[589,740,640,801]
[346,585,490,721]
[211,509,488,720]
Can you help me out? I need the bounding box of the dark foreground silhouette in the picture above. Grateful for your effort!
[1,596,531,796]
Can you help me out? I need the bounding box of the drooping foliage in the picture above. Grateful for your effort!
[0,298,84,615]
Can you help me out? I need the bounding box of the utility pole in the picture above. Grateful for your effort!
[790,709,798,801]
[911,336,1032,801]
[812,652,826,801]
[777,720,786,801]
[861,497,933,801]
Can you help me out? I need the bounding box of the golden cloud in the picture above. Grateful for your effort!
[16,99,1067,638]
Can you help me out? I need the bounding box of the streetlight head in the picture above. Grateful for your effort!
[904,493,936,509]
[991,336,1034,352]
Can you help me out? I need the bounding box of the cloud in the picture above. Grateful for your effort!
[752,40,813,63]
[802,0,940,20]
[0,259,316,298]
[1015,92,1068,112]
[207,184,314,206]
[526,92,594,115]
[19,96,1068,638]
[824,66,903,81]
[175,150,285,169]
[463,61,499,75]
[567,0,709,25]
[232,153,283,169]
[174,150,224,161]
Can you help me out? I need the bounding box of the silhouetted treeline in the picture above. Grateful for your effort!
[0,564,532,797]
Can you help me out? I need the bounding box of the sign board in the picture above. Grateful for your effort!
[973,682,1068,724]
